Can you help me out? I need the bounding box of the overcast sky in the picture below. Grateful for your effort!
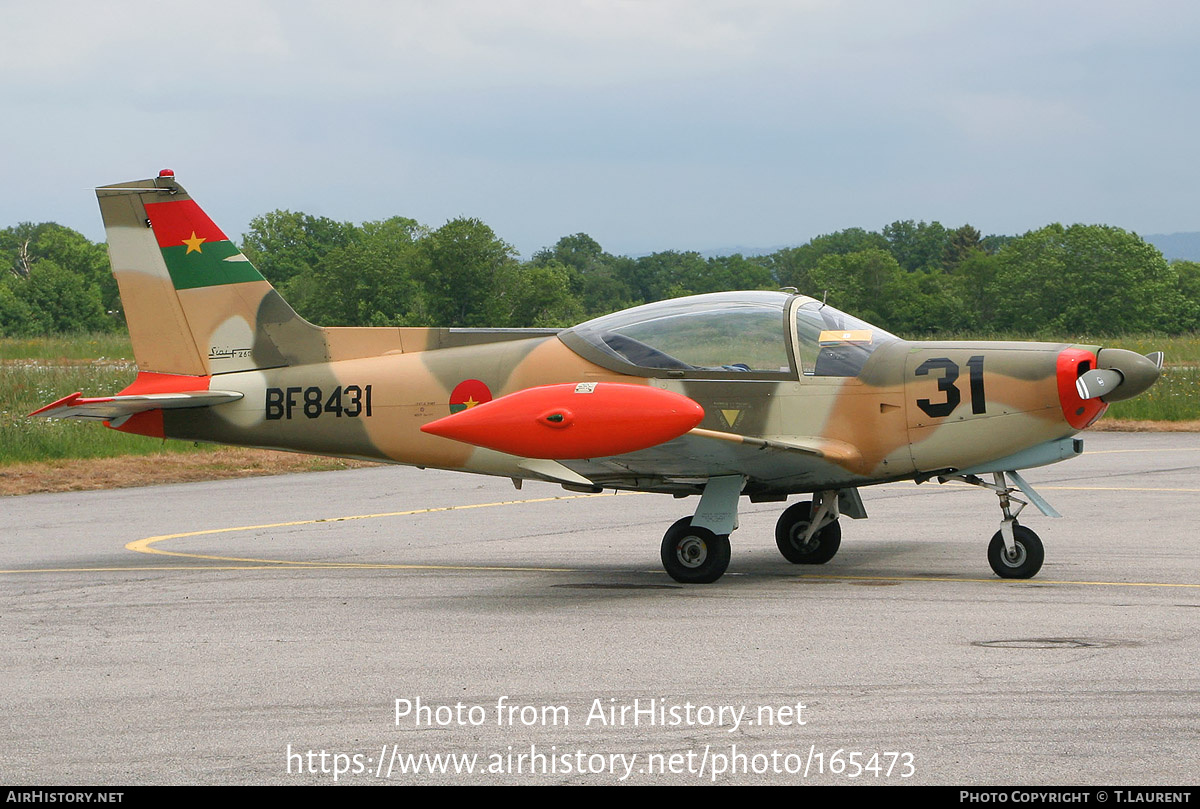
[3,0,1198,257]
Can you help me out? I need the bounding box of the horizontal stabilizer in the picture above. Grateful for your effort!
[30,390,243,422]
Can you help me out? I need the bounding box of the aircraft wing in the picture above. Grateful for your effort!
[30,390,244,422]
[418,382,867,492]
[554,427,867,494]
[686,428,862,465]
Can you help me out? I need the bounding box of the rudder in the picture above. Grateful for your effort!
[98,170,325,376]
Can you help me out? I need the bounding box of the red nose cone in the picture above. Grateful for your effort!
[421,382,705,459]
[1057,347,1107,429]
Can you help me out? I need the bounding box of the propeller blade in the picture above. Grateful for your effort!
[1076,368,1123,400]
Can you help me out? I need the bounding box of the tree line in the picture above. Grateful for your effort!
[3,213,1198,337]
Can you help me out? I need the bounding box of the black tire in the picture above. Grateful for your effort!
[987,524,1044,579]
[660,517,731,584]
[775,500,842,564]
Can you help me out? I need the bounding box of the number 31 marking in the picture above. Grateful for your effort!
[915,356,985,418]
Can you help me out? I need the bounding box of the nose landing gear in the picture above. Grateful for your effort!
[987,523,1045,579]
[938,469,1056,579]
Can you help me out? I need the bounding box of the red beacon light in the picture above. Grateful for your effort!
[158,169,175,178]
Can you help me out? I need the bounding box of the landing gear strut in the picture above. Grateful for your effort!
[775,492,842,565]
[660,474,742,583]
[940,470,1054,579]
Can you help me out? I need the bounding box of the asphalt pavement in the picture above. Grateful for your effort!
[2,431,1197,784]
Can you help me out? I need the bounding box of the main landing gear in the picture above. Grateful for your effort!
[658,478,852,584]
[660,518,731,584]
[657,470,1059,583]
[774,493,842,565]
[658,495,846,583]
[660,474,741,584]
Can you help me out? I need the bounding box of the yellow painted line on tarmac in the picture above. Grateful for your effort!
[1,564,562,574]
[123,492,640,569]
[1086,447,1200,455]
[790,573,1200,589]
[0,492,636,575]
[1042,485,1200,493]
[928,482,1200,494]
[5,487,1198,590]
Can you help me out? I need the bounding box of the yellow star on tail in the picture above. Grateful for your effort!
[182,231,206,254]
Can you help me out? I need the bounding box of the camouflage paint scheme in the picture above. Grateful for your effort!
[35,173,1163,583]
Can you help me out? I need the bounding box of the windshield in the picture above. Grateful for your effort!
[794,299,899,377]
[564,291,793,374]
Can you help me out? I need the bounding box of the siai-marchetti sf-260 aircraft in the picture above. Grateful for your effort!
[34,170,1164,583]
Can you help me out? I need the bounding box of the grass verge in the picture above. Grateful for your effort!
[0,448,378,496]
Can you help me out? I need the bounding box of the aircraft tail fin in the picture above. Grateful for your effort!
[98,171,326,376]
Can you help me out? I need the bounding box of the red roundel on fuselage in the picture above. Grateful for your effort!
[449,379,493,414]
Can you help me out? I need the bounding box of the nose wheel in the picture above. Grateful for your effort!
[661,517,731,584]
[987,523,1044,579]
[939,470,1054,579]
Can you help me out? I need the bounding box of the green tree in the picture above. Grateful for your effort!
[883,220,950,272]
[767,227,888,290]
[808,249,902,325]
[7,260,110,334]
[951,249,1002,331]
[285,217,429,326]
[1170,260,1200,332]
[993,224,1181,334]
[532,233,635,315]
[532,233,605,274]
[489,260,584,327]
[419,218,519,326]
[241,210,360,285]
[701,254,776,294]
[943,224,983,271]
[630,251,710,301]
[0,280,36,336]
[980,233,1015,254]
[884,270,972,334]
[1,223,117,327]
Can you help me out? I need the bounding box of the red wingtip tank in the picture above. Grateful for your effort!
[420,382,705,460]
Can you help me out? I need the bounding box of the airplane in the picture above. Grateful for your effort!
[33,170,1165,584]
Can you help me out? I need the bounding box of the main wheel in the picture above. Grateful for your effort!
[660,517,731,584]
[987,524,1044,579]
[775,500,841,564]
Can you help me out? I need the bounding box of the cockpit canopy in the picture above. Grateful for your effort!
[561,291,898,378]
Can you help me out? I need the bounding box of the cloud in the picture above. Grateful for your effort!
[3,0,1199,253]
